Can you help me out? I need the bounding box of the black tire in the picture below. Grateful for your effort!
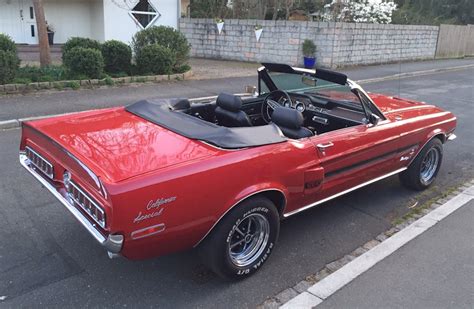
[399,138,443,191]
[198,196,280,280]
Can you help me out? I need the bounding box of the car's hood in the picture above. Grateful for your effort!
[368,93,430,114]
[28,107,219,182]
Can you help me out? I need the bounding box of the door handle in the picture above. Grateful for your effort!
[317,142,334,151]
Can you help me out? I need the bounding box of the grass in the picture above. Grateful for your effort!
[17,65,66,83]
[65,81,80,90]
[392,182,464,226]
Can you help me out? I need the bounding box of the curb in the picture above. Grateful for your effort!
[257,179,474,308]
[0,70,194,96]
[1,64,473,130]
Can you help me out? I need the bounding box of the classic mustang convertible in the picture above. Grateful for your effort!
[20,63,456,279]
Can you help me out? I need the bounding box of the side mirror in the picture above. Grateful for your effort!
[244,85,257,95]
[368,113,381,126]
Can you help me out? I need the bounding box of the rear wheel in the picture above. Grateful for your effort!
[198,196,280,280]
[399,138,443,190]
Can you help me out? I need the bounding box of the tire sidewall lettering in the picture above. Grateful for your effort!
[227,206,275,276]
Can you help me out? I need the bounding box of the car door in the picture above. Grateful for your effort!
[306,120,403,202]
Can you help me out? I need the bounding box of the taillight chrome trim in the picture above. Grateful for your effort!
[25,146,54,179]
[20,153,106,243]
[19,153,123,254]
[67,181,106,228]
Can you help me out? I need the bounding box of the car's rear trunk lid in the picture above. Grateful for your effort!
[24,107,219,183]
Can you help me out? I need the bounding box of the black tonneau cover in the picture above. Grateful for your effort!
[125,99,286,149]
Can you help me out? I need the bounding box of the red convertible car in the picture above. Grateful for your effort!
[20,63,456,279]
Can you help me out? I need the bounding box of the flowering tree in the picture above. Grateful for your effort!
[323,0,397,24]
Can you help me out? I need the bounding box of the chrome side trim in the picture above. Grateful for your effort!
[131,223,166,240]
[193,188,286,248]
[283,167,407,217]
[20,153,123,253]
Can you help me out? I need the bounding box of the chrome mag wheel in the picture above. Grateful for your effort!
[420,148,440,185]
[228,213,270,267]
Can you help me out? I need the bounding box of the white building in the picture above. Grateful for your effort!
[0,0,181,45]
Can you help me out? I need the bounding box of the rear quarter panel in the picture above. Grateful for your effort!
[110,139,317,260]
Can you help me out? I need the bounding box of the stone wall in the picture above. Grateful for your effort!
[179,18,439,68]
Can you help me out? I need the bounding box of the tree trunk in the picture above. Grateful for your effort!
[33,0,51,67]
[272,0,280,20]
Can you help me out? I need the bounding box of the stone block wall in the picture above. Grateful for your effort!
[330,23,439,66]
[180,18,440,68]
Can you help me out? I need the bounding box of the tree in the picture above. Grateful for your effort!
[322,0,397,24]
[33,0,51,67]
[392,0,474,25]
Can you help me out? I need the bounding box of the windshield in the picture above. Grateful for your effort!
[262,71,360,104]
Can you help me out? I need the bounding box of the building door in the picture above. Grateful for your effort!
[0,0,37,44]
[20,0,38,44]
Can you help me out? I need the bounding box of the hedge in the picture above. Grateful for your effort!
[132,26,190,70]
[0,50,20,84]
[63,47,104,79]
[101,40,132,74]
[136,44,175,75]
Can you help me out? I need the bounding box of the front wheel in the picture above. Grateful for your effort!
[198,196,280,280]
[399,138,443,190]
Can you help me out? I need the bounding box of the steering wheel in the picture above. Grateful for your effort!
[261,90,293,123]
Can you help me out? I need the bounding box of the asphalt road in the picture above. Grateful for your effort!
[1,58,473,122]
[0,68,473,308]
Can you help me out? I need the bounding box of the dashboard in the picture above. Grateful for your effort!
[280,93,366,126]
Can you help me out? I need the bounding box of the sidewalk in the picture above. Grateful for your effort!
[319,199,474,309]
[0,58,473,125]
[281,185,474,309]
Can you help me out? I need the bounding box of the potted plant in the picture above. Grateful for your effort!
[254,24,263,42]
[46,22,55,45]
[302,39,317,69]
[215,18,224,34]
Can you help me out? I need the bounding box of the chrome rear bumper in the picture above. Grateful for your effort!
[447,133,457,141]
[19,153,123,254]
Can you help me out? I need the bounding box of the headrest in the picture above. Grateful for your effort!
[216,93,243,112]
[146,97,190,110]
[271,107,304,130]
[172,98,191,110]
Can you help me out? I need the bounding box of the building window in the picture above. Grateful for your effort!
[129,0,161,29]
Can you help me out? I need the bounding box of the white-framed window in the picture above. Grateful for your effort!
[129,0,161,29]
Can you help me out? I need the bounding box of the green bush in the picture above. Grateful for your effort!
[12,77,32,84]
[0,50,20,84]
[132,26,190,70]
[0,34,17,53]
[101,40,132,74]
[65,81,80,90]
[62,37,101,66]
[63,47,104,79]
[136,44,175,75]
[62,37,101,55]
